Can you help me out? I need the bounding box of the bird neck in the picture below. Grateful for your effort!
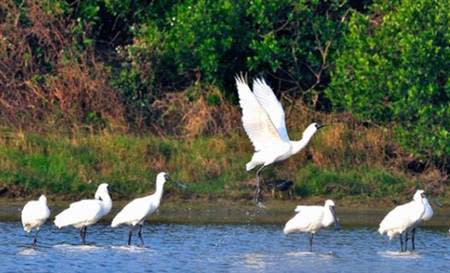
[154,181,165,200]
[98,191,112,212]
[322,206,335,227]
[291,136,313,155]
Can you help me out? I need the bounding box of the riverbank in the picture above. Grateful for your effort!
[0,131,448,203]
[1,199,448,227]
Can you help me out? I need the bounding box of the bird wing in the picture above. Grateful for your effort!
[252,78,290,142]
[111,198,142,227]
[284,206,323,234]
[378,201,419,233]
[54,199,102,228]
[112,196,158,227]
[235,75,286,152]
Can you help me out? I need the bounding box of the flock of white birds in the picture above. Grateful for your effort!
[20,76,443,252]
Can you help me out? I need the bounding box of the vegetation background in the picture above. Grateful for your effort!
[0,0,448,205]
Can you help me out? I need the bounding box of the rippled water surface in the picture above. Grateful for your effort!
[1,222,449,273]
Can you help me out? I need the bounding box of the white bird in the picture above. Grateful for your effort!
[235,75,325,204]
[111,172,169,246]
[54,183,112,244]
[283,199,339,251]
[406,196,433,250]
[21,195,51,246]
[378,190,427,252]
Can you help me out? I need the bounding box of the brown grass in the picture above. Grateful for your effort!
[0,0,125,131]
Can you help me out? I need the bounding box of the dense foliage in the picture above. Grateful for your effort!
[327,0,450,163]
[0,0,448,168]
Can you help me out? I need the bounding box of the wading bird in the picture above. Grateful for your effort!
[54,183,112,244]
[378,190,427,252]
[283,200,339,251]
[405,196,433,251]
[21,195,51,246]
[111,172,169,246]
[235,75,325,205]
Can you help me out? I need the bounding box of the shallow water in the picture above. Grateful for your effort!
[2,223,449,273]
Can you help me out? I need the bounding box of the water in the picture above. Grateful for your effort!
[1,223,449,273]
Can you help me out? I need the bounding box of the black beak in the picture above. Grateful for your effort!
[431,198,443,208]
[330,206,340,230]
[165,174,172,182]
[317,123,327,129]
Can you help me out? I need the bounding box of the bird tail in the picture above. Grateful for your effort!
[54,210,73,228]
[111,213,124,228]
[283,219,297,235]
[111,217,120,228]
[246,161,257,171]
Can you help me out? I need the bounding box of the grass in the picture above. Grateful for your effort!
[0,127,447,205]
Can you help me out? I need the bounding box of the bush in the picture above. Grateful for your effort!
[327,0,450,163]
[121,0,353,103]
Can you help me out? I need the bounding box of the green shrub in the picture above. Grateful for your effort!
[327,0,450,162]
[121,0,352,99]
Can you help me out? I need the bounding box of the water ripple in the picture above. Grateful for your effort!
[1,222,449,273]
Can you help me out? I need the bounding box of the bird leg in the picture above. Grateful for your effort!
[399,233,404,252]
[128,228,133,246]
[255,166,265,205]
[80,226,87,245]
[138,224,144,246]
[33,229,40,246]
[404,232,409,251]
[309,233,314,252]
[411,228,416,251]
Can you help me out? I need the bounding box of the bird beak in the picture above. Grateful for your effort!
[431,198,443,208]
[173,180,188,190]
[317,124,327,129]
[108,187,119,194]
[330,206,340,230]
[166,175,188,190]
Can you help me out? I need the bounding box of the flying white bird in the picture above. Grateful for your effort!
[378,190,427,252]
[111,172,169,246]
[405,196,433,251]
[283,199,339,251]
[54,183,112,244]
[21,195,51,246]
[235,75,325,205]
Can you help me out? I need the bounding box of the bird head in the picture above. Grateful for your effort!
[324,199,340,230]
[413,189,426,201]
[156,172,170,185]
[38,194,47,203]
[95,183,109,200]
[303,122,326,138]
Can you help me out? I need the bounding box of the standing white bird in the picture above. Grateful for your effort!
[378,190,427,252]
[405,196,433,251]
[235,75,325,205]
[54,183,112,244]
[283,199,339,251]
[111,172,169,246]
[21,195,51,246]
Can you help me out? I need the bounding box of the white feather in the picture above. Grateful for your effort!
[284,200,337,234]
[235,75,323,172]
[252,78,290,142]
[378,190,426,240]
[111,172,167,228]
[21,195,51,233]
[54,183,112,229]
[235,75,286,153]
